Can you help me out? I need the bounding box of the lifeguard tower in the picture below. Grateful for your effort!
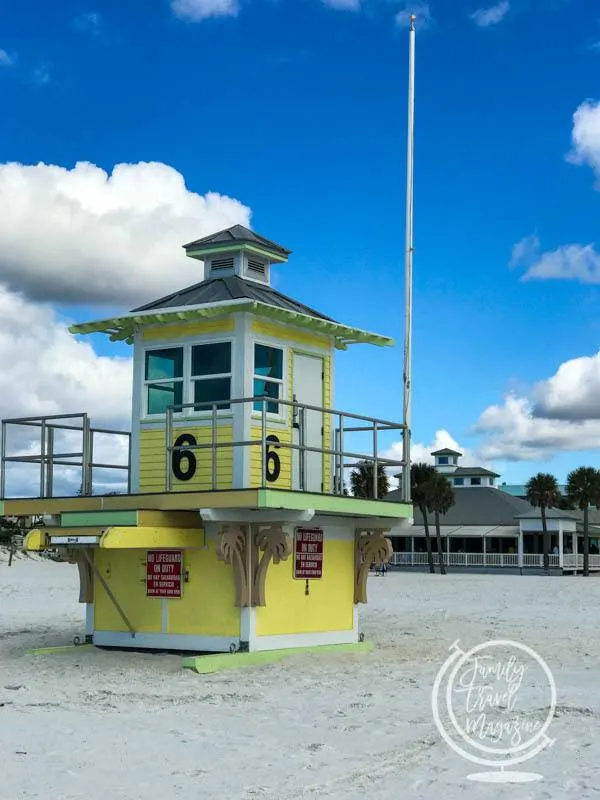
[1,225,411,653]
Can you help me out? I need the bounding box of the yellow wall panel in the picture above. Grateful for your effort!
[142,318,235,341]
[249,423,292,489]
[255,538,354,636]
[139,425,234,493]
[250,319,331,349]
[94,549,162,633]
[167,540,240,637]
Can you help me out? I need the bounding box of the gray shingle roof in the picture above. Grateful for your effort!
[131,275,335,321]
[183,225,291,258]
[454,466,500,478]
[385,486,538,526]
[431,448,462,456]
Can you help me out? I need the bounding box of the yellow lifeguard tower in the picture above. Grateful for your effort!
[1,225,411,653]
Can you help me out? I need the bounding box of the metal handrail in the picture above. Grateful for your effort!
[0,413,131,499]
[165,396,405,498]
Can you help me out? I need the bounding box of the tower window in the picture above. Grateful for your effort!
[470,477,481,486]
[145,348,184,415]
[253,344,284,413]
[191,342,232,411]
[438,456,448,465]
[454,478,464,486]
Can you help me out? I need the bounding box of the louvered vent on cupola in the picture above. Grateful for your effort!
[207,255,236,278]
[244,257,268,284]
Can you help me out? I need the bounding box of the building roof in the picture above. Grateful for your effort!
[453,466,500,478]
[183,225,291,258]
[70,275,394,350]
[385,486,538,526]
[431,448,462,457]
[499,483,568,497]
[131,275,333,320]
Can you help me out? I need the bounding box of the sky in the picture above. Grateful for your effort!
[1,0,600,494]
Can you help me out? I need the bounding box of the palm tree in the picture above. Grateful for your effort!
[424,473,455,575]
[525,472,561,574]
[350,461,390,499]
[566,467,600,577]
[411,462,436,574]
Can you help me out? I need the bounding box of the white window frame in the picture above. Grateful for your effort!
[143,345,186,418]
[251,340,286,421]
[141,338,235,420]
[190,340,233,414]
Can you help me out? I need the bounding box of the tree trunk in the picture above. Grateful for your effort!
[541,505,550,574]
[435,510,446,575]
[583,504,590,577]
[420,505,435,574]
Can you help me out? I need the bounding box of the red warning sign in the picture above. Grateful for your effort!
[146,550,183,598]
[294,528,323,579]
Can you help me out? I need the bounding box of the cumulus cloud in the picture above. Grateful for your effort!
[395,3,432,29]
[0,284,132,496]
[171,0,239,21]
[0,160,250,306]
[472,351,600,460]
[469,1,509,27]
[322,0,360,10]
[567,99,600,184]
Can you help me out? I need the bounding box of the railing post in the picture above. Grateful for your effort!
[165,408,173,492]
[211,404,217,491]
[82,416,93,496]
[299,406,306,491]
[261,398,267,487]
[45,426,54,498]
[334,426,340,494]
[127,433,133,494]
[372,421,379,498]
[40,418,47,498]
[339,414,345,494]
[0,420,6,499]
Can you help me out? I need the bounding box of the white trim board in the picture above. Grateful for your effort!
[92,631,240,652]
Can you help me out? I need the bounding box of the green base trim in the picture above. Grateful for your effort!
[258,488,411,519]
[181,641,374,674]
[61,510,138,527]
[28,644,93,656]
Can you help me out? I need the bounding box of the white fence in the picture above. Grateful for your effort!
[390,552,563,569]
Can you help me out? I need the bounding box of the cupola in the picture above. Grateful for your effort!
[183,224,291,286]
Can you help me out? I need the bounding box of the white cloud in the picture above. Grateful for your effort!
[531,351,600,421]
[74,12,102,35]
[33,64,51,85]
[0,160,251,306]
[171,0,239,21]
[567,99,600,184]
[395,3,432,29]
[0,50,14,66]
[322,0,360,10]
[0,284,132,496]
[469,1,509,27]
[510,234,600,284]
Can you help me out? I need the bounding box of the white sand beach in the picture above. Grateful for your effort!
[1,552,599,799]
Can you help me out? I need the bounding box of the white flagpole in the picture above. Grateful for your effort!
[401,14,416,503]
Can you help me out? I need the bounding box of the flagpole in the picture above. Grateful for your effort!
[401,14,416,503]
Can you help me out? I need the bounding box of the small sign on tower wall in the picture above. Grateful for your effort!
[146,550,183,598]
[294,527,323,579]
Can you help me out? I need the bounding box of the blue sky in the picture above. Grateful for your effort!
[1,0,600,487]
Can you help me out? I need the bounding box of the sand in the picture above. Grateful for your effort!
[1,554,599,799]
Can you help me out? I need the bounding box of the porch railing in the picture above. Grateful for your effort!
[0,413,131,499]
[165,396,406,499]
[390,552,564,569]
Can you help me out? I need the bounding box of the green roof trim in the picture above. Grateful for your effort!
[69,301,394,350]
[185,243,289,263]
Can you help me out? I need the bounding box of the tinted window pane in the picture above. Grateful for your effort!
[147,382,183,415]
[194,378,231,410]
[254,344,283,380]
[192,343,231,376]
[145,348,183,380]
[253,378,280,413]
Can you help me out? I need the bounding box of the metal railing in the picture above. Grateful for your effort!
[0,413,131,499]
[390,552,564,569]
[165,396,406,498]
